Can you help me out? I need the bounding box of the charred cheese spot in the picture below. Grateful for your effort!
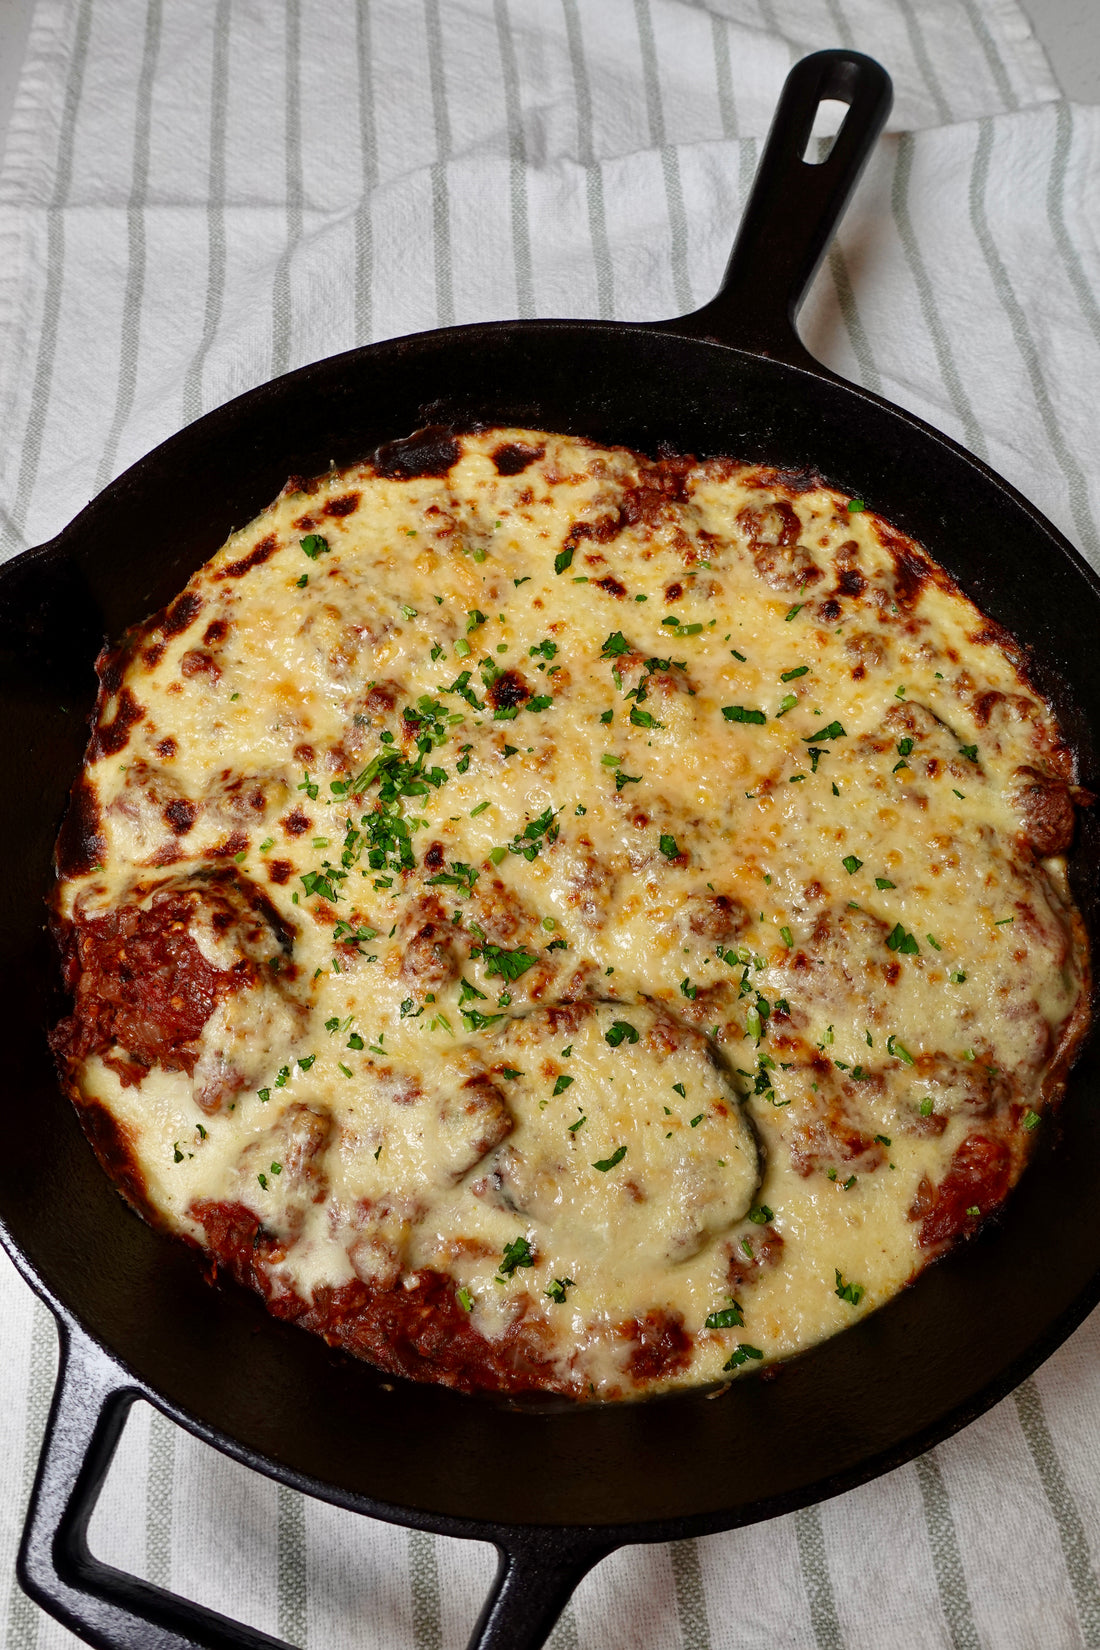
[51,428,1090,1401]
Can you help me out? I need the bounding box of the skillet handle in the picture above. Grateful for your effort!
[466,1530,613,1650]
[19,1318,297,1650]
[660,48,893,368]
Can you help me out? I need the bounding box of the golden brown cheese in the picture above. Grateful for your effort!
[50,428,1090,1399]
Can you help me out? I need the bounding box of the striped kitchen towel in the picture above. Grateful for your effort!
[2,2,1100,1647]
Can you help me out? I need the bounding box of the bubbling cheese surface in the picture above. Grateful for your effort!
[51,428,1089,1399]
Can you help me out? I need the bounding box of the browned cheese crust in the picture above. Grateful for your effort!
[50,428,1091,1399]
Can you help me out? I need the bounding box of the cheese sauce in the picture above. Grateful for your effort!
[50,428,1090,1399]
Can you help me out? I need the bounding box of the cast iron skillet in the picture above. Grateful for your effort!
[3,49,1099,1650]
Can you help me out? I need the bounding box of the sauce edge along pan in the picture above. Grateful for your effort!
[2,50,1099,1650]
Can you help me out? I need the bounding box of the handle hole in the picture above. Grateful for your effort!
[802,98,850,164]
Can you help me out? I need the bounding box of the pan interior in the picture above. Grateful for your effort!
[2,320,1098,1535]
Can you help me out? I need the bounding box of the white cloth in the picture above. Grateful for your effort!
[2,2,1100,1646]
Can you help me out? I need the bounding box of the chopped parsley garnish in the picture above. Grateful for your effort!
[568,1114,586,1132]
[615,770,641,790]
[1022,1109,1041,1132]
[804,721,846,742]
[503,804,560,862]
[886,923,920,955]
[460,1007,506,1032]
[629,705,661,729]
[875,877,896,890]
[723,1344,764,1370]
[779,926,793,948]
[470,941,539,981]
[749,1204,773,1224]
[705,1303,744,1329]
[784,604,803,621]
[776,693,798,716]
[958,744,979,763]
[689,1113,704,1127]
[601,631,631,657]
[545,1278,575,1304]
[426,861,480,894]
[605,1020,639,1047]
[659,834,680,859]
[497,1236,535,1277]
[835,1270,865,1306]
[780,665,809,681]
[457,1286,474,1312]
[680,977,697,1000]
[847,498,865,513]
[300,533,330,559]
[842,855,863,874]
[552,1074,574,1096]
[722,704,767,725]
[886,1034,914,1066]
[554,545,574,574]
[592,1145,628,1172]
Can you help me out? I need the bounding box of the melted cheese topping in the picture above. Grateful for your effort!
[52,428,1089,1399]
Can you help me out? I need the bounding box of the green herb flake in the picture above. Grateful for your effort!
[300,533,330,560]
[1022,1109,1041,1132]
[680,977,697,1001]
[886,923,920,955]
[554,545,574,575]
[705,1303,745,1330]
[847,498,866,513]
[780,665,810,681]
[723,1344,764,1370]
[780,926,793,948]
[784,604,803,621]
[875,876,896,890]
[592,1145,628,1172]
[545,1278,575,1304]
[600,631,631,658]
[776,693,799,717]
[842,855,863,874]
[804,721,846,743]
[748,1204,773,1225]
[835,1270,865,1306]
[605,1019,639,1047]
[722,704,767,725]
[457,1286,474,1312]
[497,1236,535,1277]
[886,1034,914,1066]
[552,1074,574,1096]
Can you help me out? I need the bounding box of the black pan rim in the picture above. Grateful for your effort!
[28,314,1100,622]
